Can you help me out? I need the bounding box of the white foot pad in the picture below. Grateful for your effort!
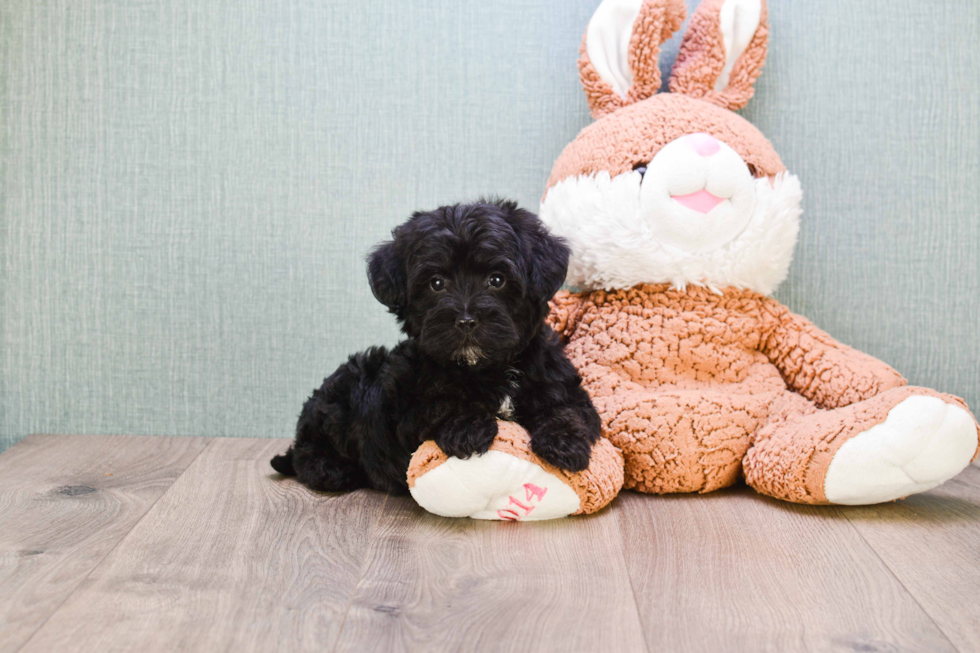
[409,450,580,521]
[825,396,978,505]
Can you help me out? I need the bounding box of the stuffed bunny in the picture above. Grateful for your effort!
[407,0,979,518]
[540,0,979,504]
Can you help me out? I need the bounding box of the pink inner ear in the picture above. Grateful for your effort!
[671,190,725,214]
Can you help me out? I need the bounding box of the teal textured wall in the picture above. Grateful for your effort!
[2,1,978,451]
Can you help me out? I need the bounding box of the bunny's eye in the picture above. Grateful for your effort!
[632,162,648,179]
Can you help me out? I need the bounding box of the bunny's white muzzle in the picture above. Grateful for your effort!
[641,133,757,253]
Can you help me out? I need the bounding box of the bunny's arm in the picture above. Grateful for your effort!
[757,298,906,409]
[546,290,590,344]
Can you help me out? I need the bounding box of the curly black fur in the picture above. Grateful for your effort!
[271,199,601,494]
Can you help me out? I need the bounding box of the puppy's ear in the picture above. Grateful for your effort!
[529,227,571,302]
[367,240,407,315]
[502,202,570,302]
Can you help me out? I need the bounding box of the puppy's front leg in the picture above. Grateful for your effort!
[433,412,499,460]
[520,337,602,472]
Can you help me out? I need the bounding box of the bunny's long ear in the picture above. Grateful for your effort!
[578,0,687,119]
[668,0,768,110]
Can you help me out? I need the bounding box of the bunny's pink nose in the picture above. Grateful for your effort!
[688,133,721,157]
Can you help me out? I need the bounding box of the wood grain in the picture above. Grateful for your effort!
[333,495,646,653]
[842,466,980,652]
[0,434,207,653]
[617,486,958,653]
[19,438,387,653]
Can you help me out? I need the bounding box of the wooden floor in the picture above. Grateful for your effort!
[1,435,978,652]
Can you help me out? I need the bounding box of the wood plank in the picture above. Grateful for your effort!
[20,437,387,653]
[842,466,980,652]
[618,486,957,653]
[0,434,208,653]
[334,495,646,653]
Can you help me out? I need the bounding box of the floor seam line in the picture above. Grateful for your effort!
[14,436,216,653]
[841,511,962,653]
[613,500,654,653]
[329,492,389,653]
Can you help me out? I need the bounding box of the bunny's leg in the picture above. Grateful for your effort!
[744,387,979,505]
[593,388,777,494]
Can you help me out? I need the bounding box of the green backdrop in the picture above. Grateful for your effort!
[2,0,978,452]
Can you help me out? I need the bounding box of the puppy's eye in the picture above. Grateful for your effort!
[632,162,648,179]
[430,277,446,292]
[488,273,505,289]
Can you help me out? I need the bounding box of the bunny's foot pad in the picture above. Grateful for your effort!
[407,421,623,520]
[824,396,979,505]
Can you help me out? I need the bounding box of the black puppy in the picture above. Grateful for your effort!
[271,199,601,494]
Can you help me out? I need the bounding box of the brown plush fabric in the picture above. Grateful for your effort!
[406,421,624,515]
[406,440,447,489]
[544,93,784,195]
[668,0,770,110]
[547,285,980,501]
[578,0,687,120]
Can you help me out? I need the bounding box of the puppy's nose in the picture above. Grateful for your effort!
[455,315,478,333]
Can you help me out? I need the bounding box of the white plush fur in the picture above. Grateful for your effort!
[540,170,802,295]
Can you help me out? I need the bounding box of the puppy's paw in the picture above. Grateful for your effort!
[531,432,593,473]
[529,409,600,473]
[434,414,499,460]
